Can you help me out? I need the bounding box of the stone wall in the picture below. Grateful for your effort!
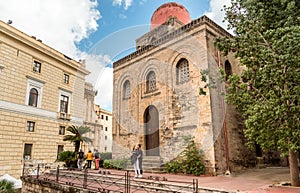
[113,18,219,171]
[112,15,254,174]
[22,177,98,193]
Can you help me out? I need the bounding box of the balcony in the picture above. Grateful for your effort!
[57,112,71,120]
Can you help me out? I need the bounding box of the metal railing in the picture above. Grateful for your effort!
[22,162,199,193]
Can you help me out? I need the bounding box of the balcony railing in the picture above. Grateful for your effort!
[57,112,71,120]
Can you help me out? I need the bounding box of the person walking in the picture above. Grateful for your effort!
[86,150,93,169]
[94,149,100,170]
[131,144,143,178]
[77,149,84,170]
[138,144,143,175]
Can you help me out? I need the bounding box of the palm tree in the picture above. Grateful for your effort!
[0,179,15,193]
[63,125,92,152]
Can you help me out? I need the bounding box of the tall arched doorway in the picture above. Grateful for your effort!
[144,105,160,156]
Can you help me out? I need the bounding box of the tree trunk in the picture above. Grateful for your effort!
[75,141,80,153]
[289,149,300,186]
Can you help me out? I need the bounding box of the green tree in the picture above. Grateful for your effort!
[215,0,300,186]
[0,179,15,193]
[63,125,92,153]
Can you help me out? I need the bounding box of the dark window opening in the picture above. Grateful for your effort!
[57,145,64,159]
[225,60,232,80]
[28,88,38,107]
[64,74,69,84]
[33,61,41,73]
[60,95,69,113]
[23,144,33,160]
[26,121,35,132]
[59,126,65,135]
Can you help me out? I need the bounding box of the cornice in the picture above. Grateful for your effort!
[113,15,233,68]
[0,20,89,76]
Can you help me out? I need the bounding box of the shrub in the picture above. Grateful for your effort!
[103,159,129,170]
[56,151,77,168]
[99,152,112,167]
[164,140,205,176]
[0,179,15,193]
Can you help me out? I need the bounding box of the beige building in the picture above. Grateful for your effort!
[95,105,113,153]
[0,20,89,178]
[83,82,102,152]
[112,2,255,174]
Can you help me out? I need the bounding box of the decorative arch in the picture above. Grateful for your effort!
[123,80,131,99]
[225,60,232,80]
[144,105,160,156]
[116,74,131,99]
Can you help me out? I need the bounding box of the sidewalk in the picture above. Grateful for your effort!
[103,167,300,192]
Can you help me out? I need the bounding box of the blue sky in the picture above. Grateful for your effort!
[0,0,231,111]
[79,0,209,53]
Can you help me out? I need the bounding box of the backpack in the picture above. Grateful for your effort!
[78,152,84,159]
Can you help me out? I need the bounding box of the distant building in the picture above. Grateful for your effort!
[112,2,255,174]
[0,20,89,178]
[83,82,101,152]
[95,105,112,153]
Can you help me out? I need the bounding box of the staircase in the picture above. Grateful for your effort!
[142,156,164,173]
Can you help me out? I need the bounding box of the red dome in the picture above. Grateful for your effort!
[150,2,191,30]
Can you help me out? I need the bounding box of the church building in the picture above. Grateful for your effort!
[112,2,255,174]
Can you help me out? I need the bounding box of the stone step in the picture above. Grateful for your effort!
[143,156,162,161]
[142,156,164,173]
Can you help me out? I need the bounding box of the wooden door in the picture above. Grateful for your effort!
[144,105,159,156]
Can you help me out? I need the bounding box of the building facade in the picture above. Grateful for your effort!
[0,20,89,178]
[83,82,102,152]
[95,105,113,153]
[112,2,255,174]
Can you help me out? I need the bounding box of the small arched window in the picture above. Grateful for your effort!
[176,58,189,84]
[123,80,131,99]
[225,60,232,80]
[146,71,156,93]
[28,88,38,107]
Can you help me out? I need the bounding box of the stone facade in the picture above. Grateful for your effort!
[112,4,255,174]
[95,105,113,153]
[83,82,102,153]
[0,20,89,178]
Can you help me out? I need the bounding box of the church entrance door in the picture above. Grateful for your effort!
[144,105,159,156]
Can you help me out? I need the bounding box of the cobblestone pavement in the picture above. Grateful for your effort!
[101,167,300,193]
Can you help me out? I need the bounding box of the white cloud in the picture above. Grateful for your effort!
[112,0,133,10]
[205,0,232,32]
[83,54,113,111]
[94,67,113,111]
[112,0,122,6]
[0,0,101,57]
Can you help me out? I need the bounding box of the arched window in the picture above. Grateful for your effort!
[146,71,156,92]
[176,58,189,84]
[28,88,38,107]
[225,60,232,80]
[123,80,131,99]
